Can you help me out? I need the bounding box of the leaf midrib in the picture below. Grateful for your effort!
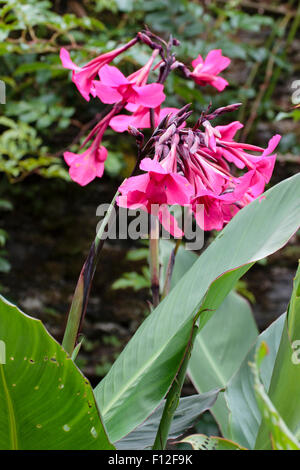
[99,314,195,419]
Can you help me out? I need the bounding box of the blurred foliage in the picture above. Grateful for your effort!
[0,0,299,184]
[112,246,150,292]
[0,197,12,273]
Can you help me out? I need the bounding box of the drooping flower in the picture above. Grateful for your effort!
[117,157,193,236]
[92,50,165,107]
[64,142,107,186]
[191,170,254,231]
[185,122,281,230]
[63,120,109,186]
[213,122,281,191]
[191,49,231,91]
[92,65,165,107]
[60,37,138,101]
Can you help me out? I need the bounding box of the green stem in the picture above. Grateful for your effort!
[149,214,160,308]
[161,239,181,300]
[62,192,118,356]
[152,318,199,450]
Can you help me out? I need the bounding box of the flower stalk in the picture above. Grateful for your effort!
[62,191,118,355]
[161,238,181,300]
[149,213,160,308]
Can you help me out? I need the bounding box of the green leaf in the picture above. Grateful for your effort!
[116,390,220,450]
[188,291,258,437]
[0,229,8,247]
[111,270,150,291]
[0,295,114,450]
[126,248,149,261]
[180,434,246,450]
[95,174,300,443]
[0,200,13,211]
[251,342,300,450]
[225,314,286,449]
[255,262,300,449]
[0,257,11,273]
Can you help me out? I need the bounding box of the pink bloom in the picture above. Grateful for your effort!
[218,129,281,178]
[191,170,254,231]
[191,49,231,91]
[109,105,158,132]
[60,38,137,101]
[92,50,165,107]
[187,128,281,230]
[117,158,193,236]
[110,106,181,133]
[92,65,165,106]
[192,190,230,231]
[64,131,108,186]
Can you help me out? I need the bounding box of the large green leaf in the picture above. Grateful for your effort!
[225,314,286,449]
[95,174,300,443]
[116,390,220,450]
[0,295,114,450]
[255,263,300,449]
[188,291,258,437]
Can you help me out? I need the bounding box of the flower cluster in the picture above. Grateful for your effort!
[60,33,230,187]
[61,32,280,234]
[118,108,281,234]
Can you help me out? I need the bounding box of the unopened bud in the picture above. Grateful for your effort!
[137,32,153,47]
[128,126,144,144]
[158,123,176,145]
[185,129,195,148]
[190,135,200,154]
[205,103,242,121]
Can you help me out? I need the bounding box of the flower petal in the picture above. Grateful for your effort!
[158,205,184,237]
[60,48,81,72]
[140,158,167,174]
[93,82,123,104]
[98,64,129,86]
[134,83,165,107]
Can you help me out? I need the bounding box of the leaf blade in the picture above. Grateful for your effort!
[95,174,300,442]
[0,295,114,450]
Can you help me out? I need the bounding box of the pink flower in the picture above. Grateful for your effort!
[216,124,281,179]
[64,130,108,186]
[191,170,254,231]
[60,38,137,101]
[109,106,181,133]
[92,65,165,106]
[117,158,193,236]
[191,49,231,91]
[192,190,231,231]
[92,50,165,107]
